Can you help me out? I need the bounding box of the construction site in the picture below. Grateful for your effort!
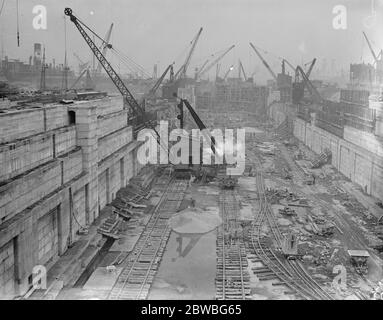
[1,1,383,301]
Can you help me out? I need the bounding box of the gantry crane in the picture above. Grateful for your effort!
[282,59,295,73]
[249,42,277,81]
[174,27,203,80]
[196,45,235,80]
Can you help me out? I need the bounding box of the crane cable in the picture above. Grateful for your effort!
[0,0,6,16]
[71,9,150,78]
[16,0,20,46]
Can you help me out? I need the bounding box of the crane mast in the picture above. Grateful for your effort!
[175,27,203,80]
[249,42,277,81]
[196,45,235,80]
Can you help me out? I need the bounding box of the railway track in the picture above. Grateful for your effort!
[108,176,188,300]
[216,190,251,300]
[247,145,334,300]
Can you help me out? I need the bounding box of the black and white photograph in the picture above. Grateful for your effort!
[0,0,383,308]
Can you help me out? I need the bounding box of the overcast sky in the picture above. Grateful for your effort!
[0,0,382,81]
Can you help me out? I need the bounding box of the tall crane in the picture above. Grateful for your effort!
[238,60,247,81]
[64,8,158,134]
[215,63,221,82]
[194,59,209,79]
[196,45,235,80]
[96,23,114,74]
[73,53,90,72]
[223,65,234,81]
[363,31,379,65]
[174,27,203,80]
[304,58,317,79]
[282,59,295,73]
[146,64,174,98]
[249,42,277,81]
[295,66,322,104]
[178,98,237,188]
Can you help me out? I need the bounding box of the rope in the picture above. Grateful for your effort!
[0,0,5,16]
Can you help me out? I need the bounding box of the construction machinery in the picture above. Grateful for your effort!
[64,8,158,135]
[363,31,379,66]
[162,28,203,99]
[223,65,234,81]
[348,250,370,275]
[73,53,90,73]
[65,8,236,188]
[174,27,203,80]
[69,67,94,91]
[293,66,323,105]
[305,58,317,79]
[145,63,174,100]
[176,98,238,188]
[238,60,247,81]
[249,42,277,81]
[196,45,235,80]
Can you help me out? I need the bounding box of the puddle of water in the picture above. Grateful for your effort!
[148,231,217,300]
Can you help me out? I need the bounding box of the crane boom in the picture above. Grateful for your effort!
[175,27,203,80]
[147,64,173,98]
[196,45,235,80]
[69,67,88,90]
[195,59,209,78]
[363,31,379,64]
[239,60,247,80]
[305,58,316,78]
[282,59,295,72]
[96,23,114,73]
[296,66,322,104]
[180,98,215,155]
[249,42,277,81]
[73,53,89,72]
[223,65,234,80]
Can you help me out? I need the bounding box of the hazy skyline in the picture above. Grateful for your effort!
[0,0,382,82]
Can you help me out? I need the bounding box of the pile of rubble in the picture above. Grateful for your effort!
[311,148,332,169]
[97,167,159,239]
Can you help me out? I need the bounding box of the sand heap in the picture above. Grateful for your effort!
[169,207,222,234]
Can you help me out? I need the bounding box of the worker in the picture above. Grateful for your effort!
[189,174,194,187]
[312,174,316,185]
[190,198,196,208]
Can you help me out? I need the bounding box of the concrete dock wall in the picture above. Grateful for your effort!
[0,97,143,298]
[294,117,383,201]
